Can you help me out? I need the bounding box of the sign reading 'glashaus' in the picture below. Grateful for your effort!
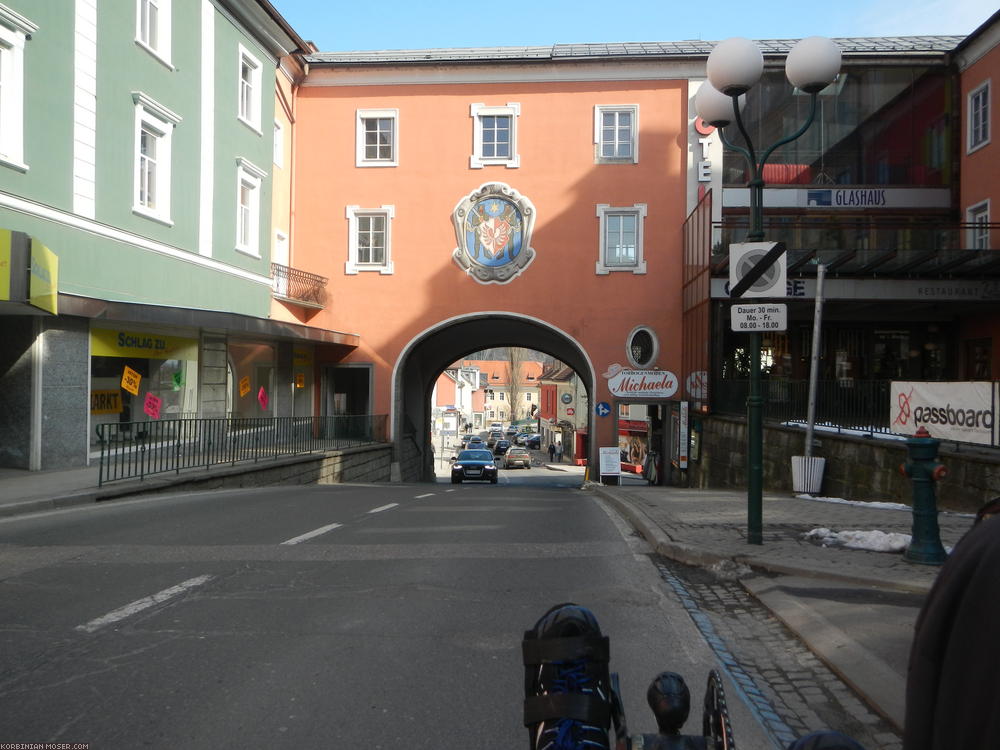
[452,183,536,284]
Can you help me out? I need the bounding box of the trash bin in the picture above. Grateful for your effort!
[792,456,825,494]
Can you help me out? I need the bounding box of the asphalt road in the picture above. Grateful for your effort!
[0,468,775,749]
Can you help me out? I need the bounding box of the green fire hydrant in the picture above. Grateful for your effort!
[901,426,948,565]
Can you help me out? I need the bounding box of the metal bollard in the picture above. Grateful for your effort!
[901,426,948,565]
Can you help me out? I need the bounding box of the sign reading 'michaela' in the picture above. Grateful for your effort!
[607,369,679,398]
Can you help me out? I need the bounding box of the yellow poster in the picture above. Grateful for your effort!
[0,229,10,301]
[295,372,306,389]
[90,390,123,414]
[91,327,198,360]
[239,375,251,397]
[121,366,142,396]
[29,239,58,314]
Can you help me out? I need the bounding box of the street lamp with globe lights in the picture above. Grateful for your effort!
[696,36,841,544]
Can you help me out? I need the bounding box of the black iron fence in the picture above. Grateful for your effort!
[712,379,895,436]
[97,414,388,486]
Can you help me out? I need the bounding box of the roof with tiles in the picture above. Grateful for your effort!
[304,36,965,66]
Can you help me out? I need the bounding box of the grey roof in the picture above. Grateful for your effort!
[305,36,965,66]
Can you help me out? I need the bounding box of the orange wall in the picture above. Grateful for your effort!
[961,42,999,239]
[292,74,690,443]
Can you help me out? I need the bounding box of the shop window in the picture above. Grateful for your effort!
[966,339,991,379]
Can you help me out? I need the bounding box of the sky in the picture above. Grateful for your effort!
[270,0,998,52]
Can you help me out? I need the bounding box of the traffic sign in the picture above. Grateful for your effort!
[595,401,611,417]
[729,242,786,298]
[730,303,787,332]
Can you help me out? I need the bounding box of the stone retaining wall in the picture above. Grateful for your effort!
[689,415,998,513]
[95,444,394,502]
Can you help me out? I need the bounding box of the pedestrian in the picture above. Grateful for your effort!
[547,442,555,462]
[555,442,563,463]
[903,509,1000,749]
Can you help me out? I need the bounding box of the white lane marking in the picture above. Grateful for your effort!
[76,574,214,633]
[280,522,343,546]
[368,503,399,514]
[414,493,434,499]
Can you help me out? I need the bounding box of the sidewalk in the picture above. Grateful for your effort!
[0,460,972,734]
[583,474,972,734]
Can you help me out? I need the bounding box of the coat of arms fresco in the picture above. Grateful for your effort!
[452,183,536,284]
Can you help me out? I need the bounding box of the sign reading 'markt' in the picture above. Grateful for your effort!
[890,381,998,447]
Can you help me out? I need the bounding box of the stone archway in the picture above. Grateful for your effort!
[391,312,595,482]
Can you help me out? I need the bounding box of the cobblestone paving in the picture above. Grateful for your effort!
[655,556,903,750]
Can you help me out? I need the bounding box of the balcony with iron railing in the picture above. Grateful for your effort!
[271,263,329,308]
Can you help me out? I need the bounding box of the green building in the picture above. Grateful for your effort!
[0,1,350,470]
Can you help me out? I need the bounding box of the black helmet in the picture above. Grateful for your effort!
[646,671,691,734]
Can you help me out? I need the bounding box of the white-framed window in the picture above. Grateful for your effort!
[135,0,172,67]
[345,205,394,274]
[0,7,36,172]
[356,108,398,167]
[968,81,990,153]
[273,120,284,167]
[968,201,990,250]
[470,102,520,169]
[596,203,647,275]
[235,158,266,256]
[132,92,181,224]
[595,105,638,163]
[238,44,262,132]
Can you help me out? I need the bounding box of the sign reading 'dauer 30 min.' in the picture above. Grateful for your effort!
[730,303,787,332]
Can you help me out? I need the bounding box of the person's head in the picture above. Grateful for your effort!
[974,496,1000,525]
[646,671,690,734]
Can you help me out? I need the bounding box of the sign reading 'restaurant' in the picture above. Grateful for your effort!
[607,369,678,399]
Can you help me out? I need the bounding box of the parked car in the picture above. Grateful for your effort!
[493,439,511,457]
[450,449,498,484]
[505,425,519,436]
[504,447,531,469]
[515,431,533,445]
[526,434,542,449]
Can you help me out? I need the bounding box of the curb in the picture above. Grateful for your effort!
[589,485,934,595]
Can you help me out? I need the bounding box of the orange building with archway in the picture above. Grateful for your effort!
[288,48,706,479]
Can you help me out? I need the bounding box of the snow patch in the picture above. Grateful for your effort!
[804,527,911,553]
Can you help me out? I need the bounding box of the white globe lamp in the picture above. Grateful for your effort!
[706,37,763,96]
[785,36,842,93]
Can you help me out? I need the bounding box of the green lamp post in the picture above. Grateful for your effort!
[695,36,841,544]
